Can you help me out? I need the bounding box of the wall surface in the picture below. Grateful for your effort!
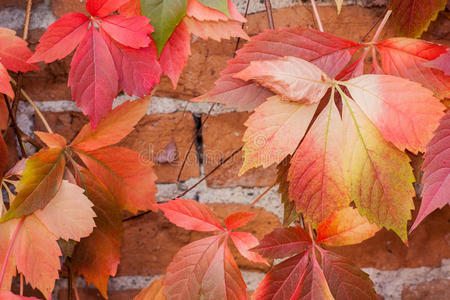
[0,0,449,299]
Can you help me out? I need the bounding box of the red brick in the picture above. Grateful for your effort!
[51,0,87,17]
[117,203,280,276]
[402,279,450,300]
[35,111,201,183]
[330,202,450,270]
[0,0,42,8]
[202,112,277,188]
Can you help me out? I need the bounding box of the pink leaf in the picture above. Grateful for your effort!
[225,212,255,230]
[68,27,118,128]
[158,198,224,232]
[0,28,37,72]
[230,231,268,264]
[100,15,152,49]
[86,0,130,17]
[410,111,450,232]
[0,291,40,299]
[424,48,450,76]
[104,33,161,97]
[251,226,312,259]
[159,20,191,89]
[183,16,249,42]
[345,74,445,154]
[298,252,334,300]
[187,0,246,22]
[0,62,13,98]
[28,13,90,63]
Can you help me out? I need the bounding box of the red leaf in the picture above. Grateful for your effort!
[76,146,158,213]
[68,27,118,128]
[86,0,130,17]
[104,33,161,96]
[298,251,333,300]
[230,232,268,264]
[251,226,312,259]
[28,13,90,63]
[424,48,450,76]
[0,291,39,299]
[0,62,13,98]
[316,207,379,247]
[0,134,7,177]
[164,235,223,299]
[0,95,8,130]
[159,198,224,232]
[194,27,361,110]
[320,249,376,300]
[187,0,246,22]
[224,212,255,230]
[35,131,67,148]
[376,38,450,98]
[72,170,123,298]
[0,28,37,73]
[251,252,309,300]
[410,111,450,232]
[70,97,149,151]
[119,0,141,17]
[201,240,247,299]
[99,15,152,49]
[159,20,191,89]
[390,0,446,37]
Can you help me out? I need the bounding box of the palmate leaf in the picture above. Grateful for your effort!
[410,111,450,232]
[251,224,377,300]
[389,0,447,38]
[0,181,96,298]
[134,277,166,300]
[424,48,450,76]
[159,199,264,299]
[86,0,130,18]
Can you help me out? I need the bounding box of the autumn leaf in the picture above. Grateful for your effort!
[141,0,188,55]
[298,251,334,300]
[1,148,66,222]
[389,0,447,37]
[183,16,249,42]
[239,96,318,174]
[99,15,153,49]
[35,131,67,148]
[0,63,13,98]
[194,27,361,110]
[198,0,230,17]
[229,231,268,264]
[72,170,123,298]
[0,28,37,73]
[27,13,90,63]
[334,0,343,14]
[376,38,450,98]
[0,95,8,130]
[340,96,415,241]
[224,211,255,230]
[277,156,300,227]
[0,291,39,299]
[75,146,158,213]
[316,207,379,246]
[288,101,349,225]
[410,111,450,232]
[0,134,7,178]
[424,48,450,76]
[86,0,130,18]
[70,97,150,151]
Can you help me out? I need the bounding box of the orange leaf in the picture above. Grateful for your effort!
[1,148,66,222]
[183,16,249,42]
[0,133,7,178]
[134,277,166,300]
[70,97,149,151]
[35,131,67,148]
[224,212,255,231]
[316,207,379,246]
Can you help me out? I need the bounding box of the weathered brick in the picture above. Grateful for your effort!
[117,203,280,276]
[330,202,450,270]
[0,0,42,8]
[202,112,277,188]
[118,112,200,183]
[402,279,450,300]
[51,0,87,17]
[35,111,201,183]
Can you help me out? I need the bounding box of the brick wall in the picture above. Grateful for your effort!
[1,0,449,299]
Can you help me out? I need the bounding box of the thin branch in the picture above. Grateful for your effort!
[11,79,53,133]
[264,0,275,30]
[20,274,24,296]
[249,181,276,208]
[310,0,324,32]
[67,259,73,300]
[22,0,33,41]
[4,97,27,158]
[371,10,392,43]
[234,0,251,54]
[123,146,243,222]
[360,8,388,42]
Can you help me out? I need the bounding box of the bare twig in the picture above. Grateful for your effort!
[264,0,275,30]
[371,10,392,43]
[4,97,27,158]
[234,0,252,54]
[249,181,276,208]
[310,0,324,32]
[123,146,243,222]
[360,8,388,42]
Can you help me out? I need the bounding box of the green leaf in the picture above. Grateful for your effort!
[1,148,66,222]
[199,0,230,17]
[141,0,188,55]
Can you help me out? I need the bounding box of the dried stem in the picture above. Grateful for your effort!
[360,8,388,42]
[371,10,392,43]
[234,0,251,54]
[249,181,276,208]
[264,0,275,29]
[22,0,33,40]
[310,0,324,32]
[0,217,25,288]
[11,79,53,133]
[19,274,24,296]
[4,97,27,158]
